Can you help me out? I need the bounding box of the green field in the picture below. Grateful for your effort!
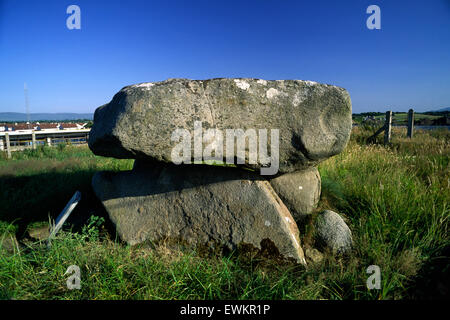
[0,127,449,300]
[352,112,445,125]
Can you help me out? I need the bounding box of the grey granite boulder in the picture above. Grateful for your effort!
[270,167,321,221]
[88,78,352,174]
[92,162,306,264]
[314,210,352,254]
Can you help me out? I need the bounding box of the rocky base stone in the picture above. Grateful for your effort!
[92,163,306,264]
[314,210,352,255]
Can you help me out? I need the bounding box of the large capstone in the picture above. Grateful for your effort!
[92,162,306,264]
[88,78,352,174]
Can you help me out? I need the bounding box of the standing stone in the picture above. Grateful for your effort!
[270,167,321,221]
[92,162,306,264]
[314,210,352,255]
[88,78,352,174]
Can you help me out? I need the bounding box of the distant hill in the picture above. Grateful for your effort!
[0,112,93,122]
[433,107,450,112]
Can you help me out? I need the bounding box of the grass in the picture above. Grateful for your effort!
[0,144,133,236]
[0,128,449,300]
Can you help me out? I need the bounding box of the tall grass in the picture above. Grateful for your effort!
[0,145,133,237]
[318,127,449,298]
[0,128,449,300]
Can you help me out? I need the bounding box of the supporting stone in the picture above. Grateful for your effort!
[270,167,321,221]
[92,163,306,264]
[314,210,352,255]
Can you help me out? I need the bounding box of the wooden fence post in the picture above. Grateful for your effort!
[5,132,11,159]
[384,111,392,145]
[407,109,414,138]
[32,130,36,150]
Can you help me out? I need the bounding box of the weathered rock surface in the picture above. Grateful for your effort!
[88,78,352,174]
[92,162,306,264]
[314,210,352,254]
[27,225,50,241]
[270,167,321,220]
[305,247,324,264]
[0,233,19,254]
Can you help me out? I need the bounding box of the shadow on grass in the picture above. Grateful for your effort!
[0,170,117,240]
[407,244,450,299]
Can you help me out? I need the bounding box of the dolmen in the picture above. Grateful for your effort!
[89,78,352,265]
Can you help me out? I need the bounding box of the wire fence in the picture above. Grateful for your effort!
[1,131,90,158]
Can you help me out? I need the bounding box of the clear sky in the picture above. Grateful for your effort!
[0,0,449,114]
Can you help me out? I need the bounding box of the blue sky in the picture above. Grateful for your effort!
[0,0,449,114]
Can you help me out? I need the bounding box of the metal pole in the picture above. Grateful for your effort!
[48,191,81,243]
